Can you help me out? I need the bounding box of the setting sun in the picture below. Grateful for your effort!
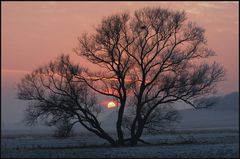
[107,101,116,108]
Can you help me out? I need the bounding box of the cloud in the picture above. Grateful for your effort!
[196,2,222,9]
[186,8,200,14]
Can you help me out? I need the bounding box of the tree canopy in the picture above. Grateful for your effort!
[18,7,225,146]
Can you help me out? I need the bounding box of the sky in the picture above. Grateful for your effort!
[1,1,239,130]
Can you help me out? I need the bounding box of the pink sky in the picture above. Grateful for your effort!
[2,1,239,95]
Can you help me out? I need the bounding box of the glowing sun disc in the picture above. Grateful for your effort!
[107,102,116,108]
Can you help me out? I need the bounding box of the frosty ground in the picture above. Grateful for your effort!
[1,128,239,158]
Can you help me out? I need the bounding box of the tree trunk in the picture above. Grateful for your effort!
[116,100,126,145]
[76,114,117,146]
[130,120,144,146]
[130,85,145,145]
[104,135,117,146]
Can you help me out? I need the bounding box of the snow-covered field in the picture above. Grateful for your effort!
[1,129,239,158]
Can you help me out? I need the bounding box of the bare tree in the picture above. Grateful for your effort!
[74,7,224,145]
[18,55,116,145]
[53,118,75,138]
[18,7,225,146]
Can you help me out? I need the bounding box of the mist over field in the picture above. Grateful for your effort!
[2,92,239,135]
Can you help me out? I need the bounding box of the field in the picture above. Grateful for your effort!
[1,128,239,158]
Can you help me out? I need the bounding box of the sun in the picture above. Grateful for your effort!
[107,101,116,108]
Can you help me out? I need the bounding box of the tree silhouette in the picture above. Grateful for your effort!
[17,7,225,146]
[18,55,115,145]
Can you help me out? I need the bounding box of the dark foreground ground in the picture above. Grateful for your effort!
[1,129,239,158]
